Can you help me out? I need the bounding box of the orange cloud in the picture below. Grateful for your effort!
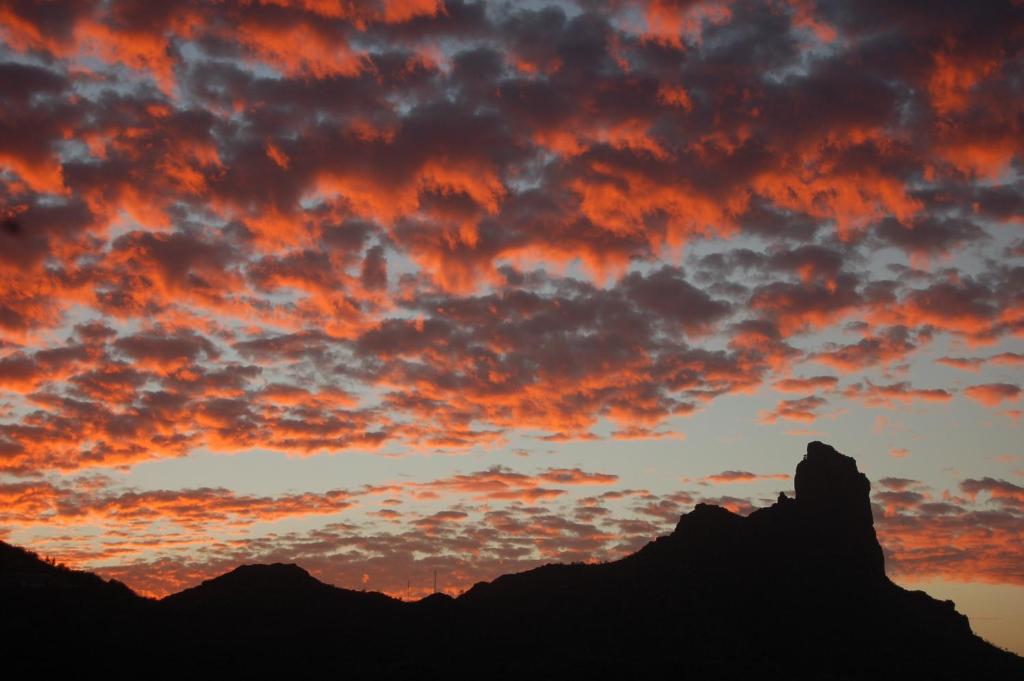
[843,381,953,408]
[936,356,984,371]
[703,471,789,484]
[928,50,999,115]
[964,383,1022,407]
[773,375,839,393]
[0,0,1022,600]
[0,480,357,530]
[759,396,828,423]
[408,466,618,503]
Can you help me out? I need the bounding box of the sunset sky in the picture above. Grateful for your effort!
[1,0,1022,654]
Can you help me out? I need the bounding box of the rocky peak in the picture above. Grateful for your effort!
[667,441,885,581]
[795,440,874,527]
[161,562,327,607]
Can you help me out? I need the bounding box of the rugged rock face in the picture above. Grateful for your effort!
[3,442,1022,679]
[660,440,885,584]
[790,440,886,579]
[795,440,874,524]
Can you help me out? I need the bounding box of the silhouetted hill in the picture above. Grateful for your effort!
[2,442,1022,678]
[0,541,153,670]
[166,562,345,607]
[0,540,135,595]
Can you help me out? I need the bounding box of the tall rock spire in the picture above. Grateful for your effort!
[795,440,874,526]
[792,440,885,579]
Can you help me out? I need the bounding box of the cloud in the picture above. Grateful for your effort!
[874,217,987,262]
[936,356,984,371]
[536,469,619,485]
[408,465,618,502]
[875,488,1024,586]
[759,396,829,423]
[703,471,790,484]
[772,375,839,393]
[843,380,953,407]
[0,480,357,529]
[991,353,1024,366]
[964,383,1022,407]
[960,478,1024,510]
[0,0,1021,598]
[813,327,917,372]
[878,477,919,491]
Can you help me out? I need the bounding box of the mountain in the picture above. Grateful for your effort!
[0,540,154,670]
[2,441,1021,678]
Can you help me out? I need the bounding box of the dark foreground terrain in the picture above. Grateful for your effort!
[3,442,1021,678]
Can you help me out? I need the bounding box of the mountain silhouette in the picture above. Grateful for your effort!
[3,441,1021,678]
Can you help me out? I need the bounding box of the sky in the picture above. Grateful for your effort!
[0,0,1022,655]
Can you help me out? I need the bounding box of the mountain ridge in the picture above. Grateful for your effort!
[2,441,1021,678]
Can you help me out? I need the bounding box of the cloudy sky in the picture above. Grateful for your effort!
[1,0,1022,653]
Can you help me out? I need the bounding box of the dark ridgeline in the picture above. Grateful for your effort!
[3,442,1021,678]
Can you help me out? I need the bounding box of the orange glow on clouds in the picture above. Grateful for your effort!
[0,0,1021,608]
